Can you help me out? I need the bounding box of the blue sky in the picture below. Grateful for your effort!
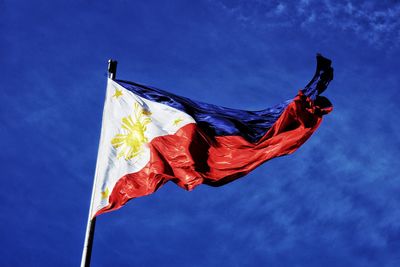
[1,0,400,266]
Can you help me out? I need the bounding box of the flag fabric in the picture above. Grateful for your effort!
[91,54,333,218]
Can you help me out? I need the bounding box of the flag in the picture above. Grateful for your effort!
[91,54,333,217]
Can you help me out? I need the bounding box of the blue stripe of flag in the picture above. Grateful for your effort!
[116,54,332,143]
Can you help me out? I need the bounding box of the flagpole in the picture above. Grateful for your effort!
[80,59,118,267]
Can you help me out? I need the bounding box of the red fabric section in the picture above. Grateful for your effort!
[95,92,332,216]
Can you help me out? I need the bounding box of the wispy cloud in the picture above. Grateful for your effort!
[213,0,400,48]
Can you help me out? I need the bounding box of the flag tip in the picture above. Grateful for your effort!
[108,59,118,80]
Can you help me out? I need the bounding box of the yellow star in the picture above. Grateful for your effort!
[113,88,123,98]
[173,118,183,126]
[101,188,109,200]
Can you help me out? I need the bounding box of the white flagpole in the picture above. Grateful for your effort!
[80,59,118,267]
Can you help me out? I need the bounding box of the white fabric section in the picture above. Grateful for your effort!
[90,79,195,217]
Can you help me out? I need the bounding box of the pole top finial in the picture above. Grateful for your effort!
[108,59,118,80]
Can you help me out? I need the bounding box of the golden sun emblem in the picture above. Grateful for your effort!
[111,103,151,160]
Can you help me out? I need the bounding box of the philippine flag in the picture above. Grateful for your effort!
[91,54,333,218]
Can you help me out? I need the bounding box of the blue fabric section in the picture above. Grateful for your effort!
[116,55,333,143]
[117,79,289,143]
[302,54,333,100]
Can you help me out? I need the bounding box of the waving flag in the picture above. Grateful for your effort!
[91,54,333,217]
